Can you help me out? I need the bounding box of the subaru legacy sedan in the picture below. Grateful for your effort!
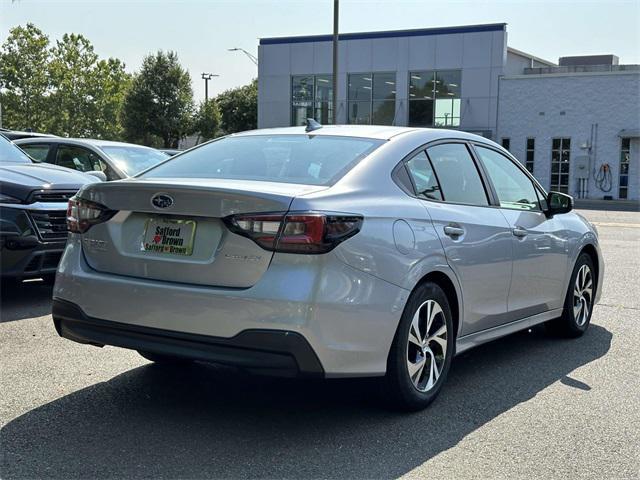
[52,125,603,410]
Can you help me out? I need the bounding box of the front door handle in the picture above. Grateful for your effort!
[444,225,465,237]
[512,226,528,238]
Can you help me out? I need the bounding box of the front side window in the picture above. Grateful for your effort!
[425,143,488,206]
[619,138,631,199]
[291,75,333,126]
[19,144,50,162]
[551,138,571,193]
[348,73,396,125]
[405,151,443,200]
[475,145,540,211]
[409,70,461,127]
[141,135,384,186]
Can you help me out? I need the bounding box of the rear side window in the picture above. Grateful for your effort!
[20,144,50,162]
[426,143,488,206]
[405,151,443,200]
[475,145,541,211]
[141,135,385,186]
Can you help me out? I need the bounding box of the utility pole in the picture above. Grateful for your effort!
[332,0,339,124]
[201,73,219,102]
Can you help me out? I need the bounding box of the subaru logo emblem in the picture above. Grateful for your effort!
[151,193,173,209]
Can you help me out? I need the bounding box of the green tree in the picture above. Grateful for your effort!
[0,23,51,131]
[216,79,257,134]
[47,33,98,137]
[121,51,194,148]
[89,58,131,139]
[193,98,221,142]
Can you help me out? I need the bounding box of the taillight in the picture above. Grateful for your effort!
[67,197,115,233]
[224,212,363,254]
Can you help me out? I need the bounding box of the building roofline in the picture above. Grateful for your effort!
[260,23,506,45]
[502,70,640,80]
[507,46,556,66]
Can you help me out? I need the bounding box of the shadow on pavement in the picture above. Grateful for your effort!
[0,280,53,323]
[1,325,612,479]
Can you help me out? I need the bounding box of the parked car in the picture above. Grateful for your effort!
[0,128,56,141]
[0,133,96,283]
[52,125,603,410]
[14,138,169,180]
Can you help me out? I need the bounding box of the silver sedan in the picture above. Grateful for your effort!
[52,125,603,410]
[15,137,169,180]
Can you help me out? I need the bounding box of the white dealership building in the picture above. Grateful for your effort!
[257,23,640,201]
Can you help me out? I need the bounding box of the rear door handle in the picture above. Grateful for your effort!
[444,225,465,237]
[512,226,528,238]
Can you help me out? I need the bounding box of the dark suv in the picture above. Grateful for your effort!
[0,134,95,283]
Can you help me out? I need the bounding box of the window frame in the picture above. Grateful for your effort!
[347,71,397,125]
[392,138,498,208]
[619,137,631,199]
[407,69,462,128]
[525,137,535,174]
[290,74,334,126]
[550,137,571,193]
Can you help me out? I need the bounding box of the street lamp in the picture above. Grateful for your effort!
[201,72,219,101]
[228,48,258,66]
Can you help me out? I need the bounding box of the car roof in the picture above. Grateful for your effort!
[13,137,155,150]
[231,125,491,143]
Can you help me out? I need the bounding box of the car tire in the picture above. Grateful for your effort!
[138,350,193,365]
[546,253,596,338]
[383,282,455,411]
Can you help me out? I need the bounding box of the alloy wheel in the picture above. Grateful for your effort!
[406,299,448,392]
[573,264,593,327]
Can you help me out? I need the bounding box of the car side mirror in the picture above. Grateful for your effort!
[86,170,107,182]
[545,191,573,217]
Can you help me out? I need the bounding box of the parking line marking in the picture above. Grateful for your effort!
[591,222,640,228]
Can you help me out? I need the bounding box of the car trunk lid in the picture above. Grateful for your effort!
[78,179,326,287]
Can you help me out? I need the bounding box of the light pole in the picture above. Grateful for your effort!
[228,48,258,66]
[201,72,219,102]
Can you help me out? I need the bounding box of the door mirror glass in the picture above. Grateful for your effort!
[546,191,573,216]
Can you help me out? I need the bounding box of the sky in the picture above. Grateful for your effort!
[2,0,639,103]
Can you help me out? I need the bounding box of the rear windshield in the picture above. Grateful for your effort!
[140,135,385,185]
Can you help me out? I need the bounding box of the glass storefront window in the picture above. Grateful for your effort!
[409,70,461,127]
[291,75,333,126]
[348,73,396,125]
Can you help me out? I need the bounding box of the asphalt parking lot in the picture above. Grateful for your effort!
[1,209,639,479]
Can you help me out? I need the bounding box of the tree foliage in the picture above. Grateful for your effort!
[194,99,221,141]
[0,24,130,138]
[122,51,194,148]
[0,23,51,131]
[216,79,257,134]
[1,24,256,144]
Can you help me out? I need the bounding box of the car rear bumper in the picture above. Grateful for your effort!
[52,298,324,377]
[53,235,409,377]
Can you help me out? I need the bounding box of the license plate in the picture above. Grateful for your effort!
[142,217,196,256]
